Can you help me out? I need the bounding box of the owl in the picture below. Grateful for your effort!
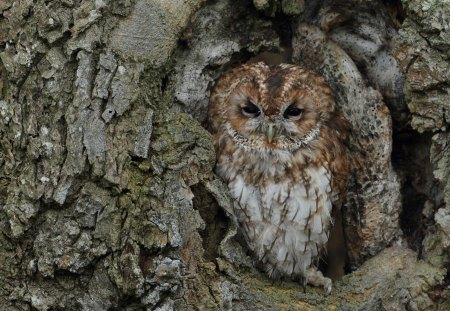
[207,62,349,293]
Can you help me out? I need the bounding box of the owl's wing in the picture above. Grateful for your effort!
[327,111,351,210]
[324,111,351,278]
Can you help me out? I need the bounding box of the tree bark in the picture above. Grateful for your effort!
[0,0,448,310]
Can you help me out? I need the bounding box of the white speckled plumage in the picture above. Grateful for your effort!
[217,148,332,277]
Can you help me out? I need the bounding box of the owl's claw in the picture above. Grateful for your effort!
[323,278,332,295]
[305,268,333,295]
[301,277,307,293]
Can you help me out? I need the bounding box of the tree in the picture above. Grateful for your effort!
[0,0,448,310]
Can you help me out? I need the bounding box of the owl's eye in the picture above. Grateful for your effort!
[283,106,303,119]
[242,102,261,117]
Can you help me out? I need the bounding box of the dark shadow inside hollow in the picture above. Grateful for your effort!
[382,0,406,25]
[392,129,445,253]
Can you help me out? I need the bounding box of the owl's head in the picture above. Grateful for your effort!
[208,62,336,154]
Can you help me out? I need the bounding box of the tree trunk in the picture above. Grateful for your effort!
[0,0,448,310]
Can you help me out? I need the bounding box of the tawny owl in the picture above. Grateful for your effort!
[207,62,349,293]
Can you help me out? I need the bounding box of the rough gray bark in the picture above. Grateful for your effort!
[0,0,448,310]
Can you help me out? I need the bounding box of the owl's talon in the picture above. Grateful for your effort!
[306,268,333,295]
[323,279,332,295]
[301,277,307,293]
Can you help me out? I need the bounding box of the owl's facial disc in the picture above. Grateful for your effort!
[225,87,323,153]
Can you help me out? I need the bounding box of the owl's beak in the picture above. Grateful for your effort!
[267,124,276,143]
